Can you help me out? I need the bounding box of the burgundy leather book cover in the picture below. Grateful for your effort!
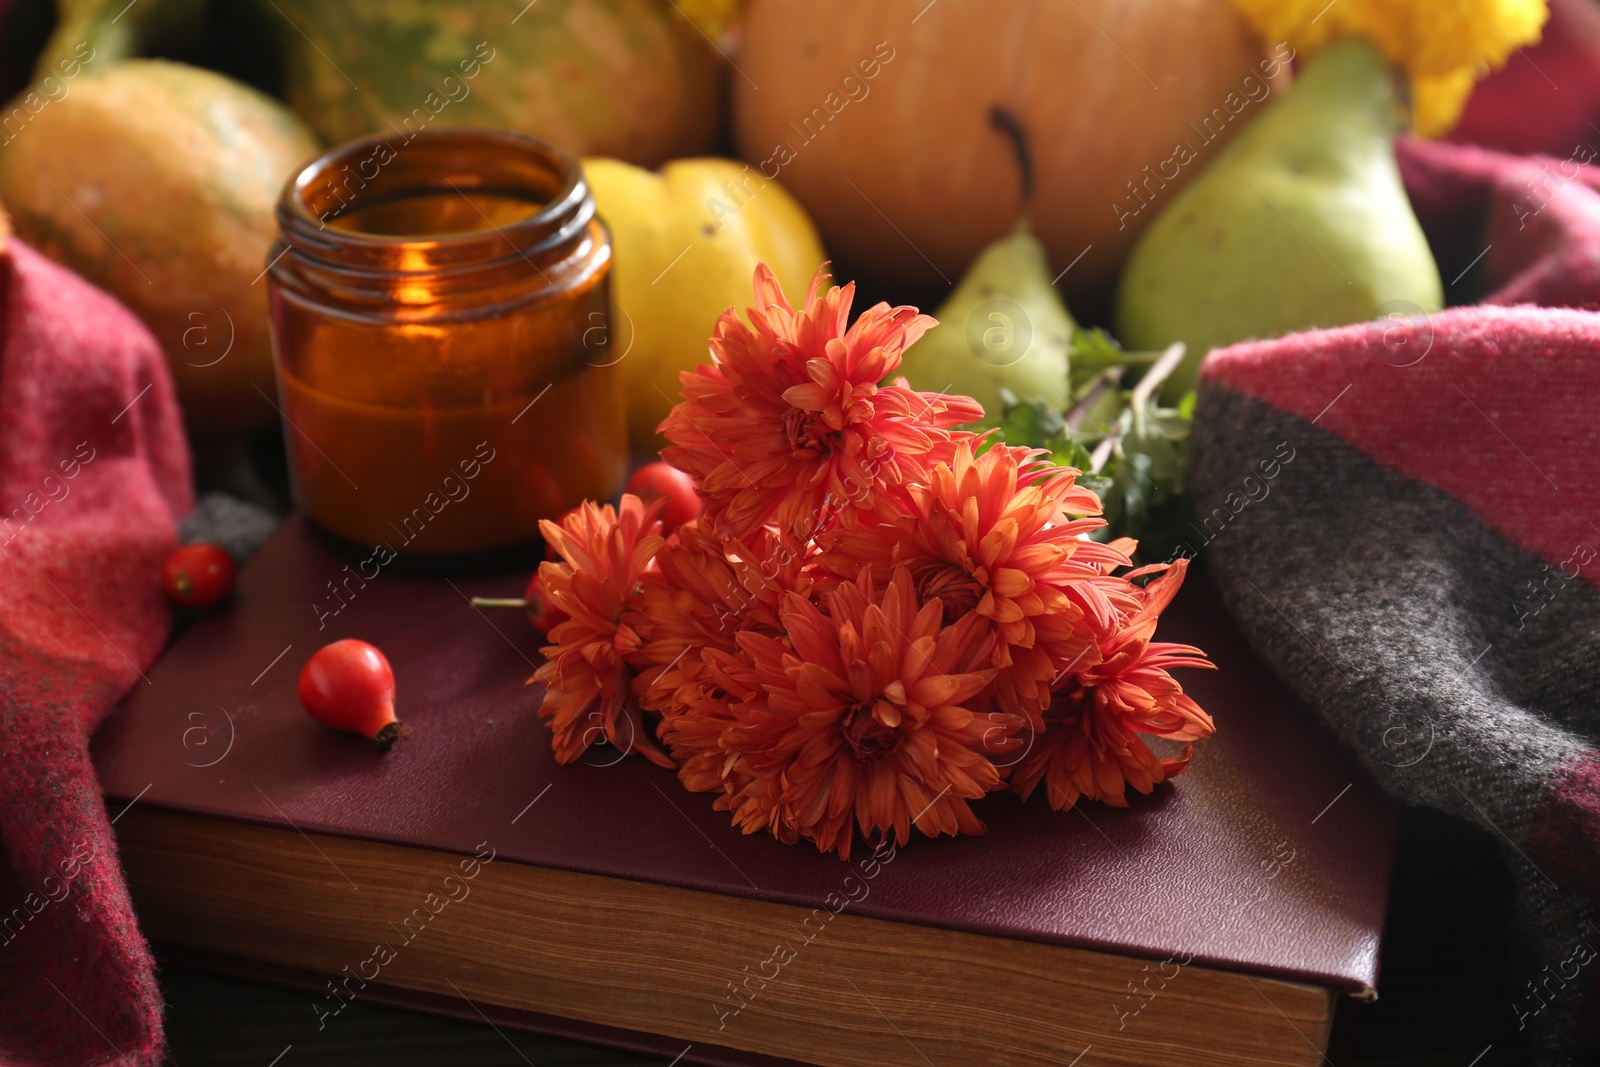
[93,516,1395,1003]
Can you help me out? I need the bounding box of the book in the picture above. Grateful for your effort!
[92,515,1396,1067]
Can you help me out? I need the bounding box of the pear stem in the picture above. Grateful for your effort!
[988,105,1033,214]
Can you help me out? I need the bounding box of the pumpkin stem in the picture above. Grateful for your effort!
[988,105,1033,215]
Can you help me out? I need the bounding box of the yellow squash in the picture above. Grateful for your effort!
[583,157,826,448]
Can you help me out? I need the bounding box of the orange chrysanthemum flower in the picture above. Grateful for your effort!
[686,566,1016,859]
[821,439,1128,721]
[1011,559,1216,810]
[659,264,983,540]
[534,495,673,769]
[531,260,1217,855]
[656,632,765,797]
[627,520,812,716]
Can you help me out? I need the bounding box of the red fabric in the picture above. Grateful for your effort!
[1400,137,1600,309]
[1533,753,1600,903]
[1451,0,1600,158]
[1201,305,1600,590]
[0,239,190,1066]
[1528,758,1600,1045]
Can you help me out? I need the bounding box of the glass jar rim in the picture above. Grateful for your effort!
[276,128,593,274]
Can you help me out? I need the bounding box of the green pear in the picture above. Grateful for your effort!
[1115,39,1443,401]
[900,219,1075,423]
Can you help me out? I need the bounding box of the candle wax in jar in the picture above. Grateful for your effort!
[325,189,542,237]
[279,367,624,555]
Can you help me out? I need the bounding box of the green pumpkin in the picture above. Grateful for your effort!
[35,0,727,167]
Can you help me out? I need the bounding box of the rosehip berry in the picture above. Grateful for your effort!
[523,572,567,636]
[161,543,237,609]
[625,461,701,532]
[297,639,408,749]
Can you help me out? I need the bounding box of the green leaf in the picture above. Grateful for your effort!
[991,390,1066,451]
[1069,328,1169,391]
[990,337,1200,555]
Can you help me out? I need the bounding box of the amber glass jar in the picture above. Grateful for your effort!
[266,129,624,556]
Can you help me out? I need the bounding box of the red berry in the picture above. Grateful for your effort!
[297,639,408,749]
[161,543,237,609]
[524,572,567,636]
[625,461,701,532]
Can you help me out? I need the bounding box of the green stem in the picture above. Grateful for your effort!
[1130,343,1187,410]
[32,0,209,82]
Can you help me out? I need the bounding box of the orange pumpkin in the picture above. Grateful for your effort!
[734,0,1285,304]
